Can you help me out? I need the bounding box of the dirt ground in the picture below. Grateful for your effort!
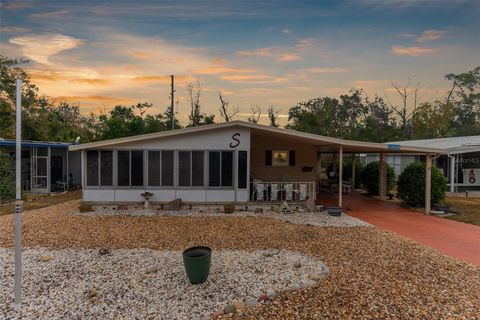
[0,190,81,216]
[1,200,479,319]
[445,196,480,226]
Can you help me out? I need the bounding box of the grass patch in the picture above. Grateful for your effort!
[444,196,480,226]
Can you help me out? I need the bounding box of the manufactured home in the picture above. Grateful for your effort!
[70,121,443,213]
[367,135,480,192]
[0,138,81,194]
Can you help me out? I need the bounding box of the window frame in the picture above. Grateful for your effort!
[208,150,235,189]
[85,149,114,189]
[115,149,145,189]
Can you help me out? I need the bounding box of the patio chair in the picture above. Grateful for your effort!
[270,183,279,201]
[255,182,265,201]
[285,183,293,201]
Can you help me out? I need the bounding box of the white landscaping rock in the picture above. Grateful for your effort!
[78,206,370,227]
[0,248,329,320]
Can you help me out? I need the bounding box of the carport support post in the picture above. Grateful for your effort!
[338,146,343,207]
[449,154,455,193]
[351,155,356,190]
[379,153,386,200]
[425,153,432,215]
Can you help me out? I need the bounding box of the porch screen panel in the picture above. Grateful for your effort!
[86,150,99,186]
[148,151,161,186]
[161,151,174,187]
[131,151,144,186]
[221,151,233,187]
[238,151,247,189]
[209,151,221,187]
[192,151,204,186]
[117,151,130,186]
[100,151,113,186]
[178,151,191,187]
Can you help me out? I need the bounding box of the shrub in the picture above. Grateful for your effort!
[361,161,395,195]
[0,151,15,202]
[326,158,365,189]
[397,162,447,207]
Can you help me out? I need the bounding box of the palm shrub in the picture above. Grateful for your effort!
[397,162,447,207]
[0,151,15,202]
[361,161,395,195]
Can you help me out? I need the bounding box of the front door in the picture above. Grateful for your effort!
[51,156,63,191]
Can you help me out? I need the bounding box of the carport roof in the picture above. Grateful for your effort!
[69,121,444,154]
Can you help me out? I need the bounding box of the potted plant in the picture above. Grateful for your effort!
[325,206,342,216]
[182,246,212,284]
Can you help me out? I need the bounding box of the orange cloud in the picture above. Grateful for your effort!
[192,66,256,75]
[306,67,348,73]
[391,46,436,56]
[278,54,299,61]
[220,74,273,82]
[133,75,196,84]
[0,26,30,33]
[416,30,447,42]
[52,95,138,106]
[69,78,110,85]
[10,33,84,65]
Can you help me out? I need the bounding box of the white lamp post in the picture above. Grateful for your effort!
[14,79,23,310]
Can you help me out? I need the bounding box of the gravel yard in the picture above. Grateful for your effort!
[0,248,329,319]
[79,205,369,227]
[1,200,480,319]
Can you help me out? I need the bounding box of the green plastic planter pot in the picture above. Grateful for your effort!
[182,246,212,284]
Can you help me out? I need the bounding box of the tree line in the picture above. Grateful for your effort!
[1,55,478,143]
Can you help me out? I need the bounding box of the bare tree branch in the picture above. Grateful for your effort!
[218,90,238,122]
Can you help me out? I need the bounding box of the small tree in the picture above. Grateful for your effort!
[397,162,447,207]
[361,161,395,195]
[0,151,15,201]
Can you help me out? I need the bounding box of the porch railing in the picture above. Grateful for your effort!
[250,181,316,202]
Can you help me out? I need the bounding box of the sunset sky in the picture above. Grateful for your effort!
[1,0,479,125]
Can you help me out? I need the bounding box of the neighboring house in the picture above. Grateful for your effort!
[70,121,442,212]
[0,138,81,193]
[366,135,480,192]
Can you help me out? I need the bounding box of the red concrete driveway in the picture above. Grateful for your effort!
[320,192,480,267]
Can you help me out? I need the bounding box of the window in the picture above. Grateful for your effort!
[178,151,204,187]
[148,151,161,186]
[238,151,247,189]
[86,150,99,186]
[131,151,144,186]
[117,150,144,187]
[209,152,221,187]
[221,151,233,186]
[192,151,204,186]
[100,151,113,186]
[86,150,113,187]
[266,150,295,167]
[117,151,130,186]
[209,151,233,187]
[272,150,289,166]
[161,151,174,187]
[178,151,191,187]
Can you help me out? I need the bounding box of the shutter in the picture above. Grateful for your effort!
[265,150,272,166]
[289,150,296,166]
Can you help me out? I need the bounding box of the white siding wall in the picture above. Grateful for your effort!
[82,127,251,203]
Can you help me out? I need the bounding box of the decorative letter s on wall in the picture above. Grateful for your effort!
[229,133,240,148]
